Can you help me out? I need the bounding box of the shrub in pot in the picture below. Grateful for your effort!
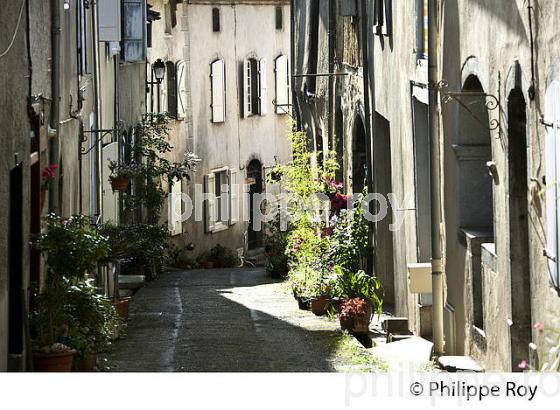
[65,280,120,372]
[31,214,109,372]
[339,298,372,334]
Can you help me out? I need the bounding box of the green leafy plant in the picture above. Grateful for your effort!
[41,214,110,282]
[122,113,200,224]
[65,280,120,357]
[335,267,384,317]
[108,160,141,180]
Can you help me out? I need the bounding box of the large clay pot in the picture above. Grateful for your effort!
[33,351,75,372]
[311,297,329,316]
[113,297,130,321]
[73,352,98,372]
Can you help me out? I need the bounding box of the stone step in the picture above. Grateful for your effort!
[383,317,410,334]
[118,275,146,290]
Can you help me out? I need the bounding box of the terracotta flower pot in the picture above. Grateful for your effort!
[351,315,371,334]
[32,351,75,372]
[339,316,353,331]
[311,297,329,316]
[73,352,98,372]
[110,176,130,192]
[113,297,131,321]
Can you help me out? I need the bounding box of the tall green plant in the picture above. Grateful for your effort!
[121,113,200,224]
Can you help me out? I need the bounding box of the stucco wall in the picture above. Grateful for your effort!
[442,0,560,370]
[0,0,34,371]
[147,1,291,255]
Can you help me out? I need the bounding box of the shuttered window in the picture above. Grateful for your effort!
[211,59,226,123]
[121,0,147,62]
[160,65,168,113]
[374,0,392,36]
[204,170,233,232]
[166,61,178,118]
[243,58,267,117]
[545,81,560,289]
[176,60,187,120]
[204,174,216,233]
[229,169,239,225]
[98,0,121,42]
[275,55,290,115]
[102,142,119,223]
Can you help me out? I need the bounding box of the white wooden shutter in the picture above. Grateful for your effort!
[98,0,121,42]
[169,178,183,236]
[259,58,268,115]
[176,60,187,119]
[211,59,225,123]
[160,67,168,113]
[229,169,239,225]
[275,55,289,114]
[121,0,146,62]
[243,59,252,118]
[546,81,560,288]
[102,142,119,223]
[204,173,216,232]
[146,62,152,113]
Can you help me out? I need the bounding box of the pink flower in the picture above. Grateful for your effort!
[534,322,545,332]
[518,360,528,370]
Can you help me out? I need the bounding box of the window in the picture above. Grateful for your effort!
[98,0,121,42]
[275,55,290,115]
[374,0,392,36]
[243,58,268,117]
[212,8,220,32]
[545,81,560,289]
[121,0,147,62]
[275,6,283,30]
[416,0,428,58]
[204,169,239,233]
[211,59,226,123]
[77,0,88,76]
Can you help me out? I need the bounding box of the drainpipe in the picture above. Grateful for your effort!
[327,0,335,149]
[428,0,445,355]
[290,0,302,131]
[92,0,103,219]
[49,0,61,214]
[360,0,376,274]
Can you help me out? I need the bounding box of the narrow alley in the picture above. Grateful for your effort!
[105,268,386,372]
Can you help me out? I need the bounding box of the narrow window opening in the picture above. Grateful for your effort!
[212,8,220,33]
[275,6,283,30]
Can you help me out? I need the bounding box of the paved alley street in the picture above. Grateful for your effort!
[105,268,374,372]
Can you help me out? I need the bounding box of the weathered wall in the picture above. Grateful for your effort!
[181,1,292,255]
[442,0,560,370]
[0,0,31,372]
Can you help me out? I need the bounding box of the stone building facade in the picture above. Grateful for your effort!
[441,0,560,371]
[0,0,147,371]
[147,0,292,257]
[293,0,431,337]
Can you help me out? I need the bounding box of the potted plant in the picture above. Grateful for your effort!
[66,280,120,372]
[333,267,384,334]
[108,160,138,192]
[31,214,109,372]
[40,164,58,212]
[310,276,336,316]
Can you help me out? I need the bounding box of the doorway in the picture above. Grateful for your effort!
[247,159,263,250]
[352,115,367,193]
[507,88,532,371]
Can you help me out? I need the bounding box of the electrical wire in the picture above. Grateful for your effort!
[0,0,26,59]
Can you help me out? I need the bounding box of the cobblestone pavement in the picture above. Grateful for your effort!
[104,267,383,372]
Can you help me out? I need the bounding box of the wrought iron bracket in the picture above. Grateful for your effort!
[272,99,294,118]
[80,126,120,156]
[442,90,501,131]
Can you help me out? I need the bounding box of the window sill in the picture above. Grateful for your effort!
[211,223,229,234]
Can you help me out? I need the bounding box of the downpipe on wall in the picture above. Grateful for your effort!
[429,0,445,355]
[49,0,61,214]
[92,0,103,219]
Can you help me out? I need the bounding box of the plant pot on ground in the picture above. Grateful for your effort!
[112,297,131,321]
[339,298,372,335]
[73,352,98,372]
[32,345,76,372]
[311,296,329,316]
